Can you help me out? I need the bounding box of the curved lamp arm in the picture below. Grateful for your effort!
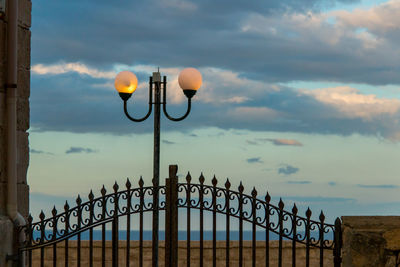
[123,100,153,122]
[161,79,192,122]
[123,79,153,122]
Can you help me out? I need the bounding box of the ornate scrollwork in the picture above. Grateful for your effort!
[21,172,338,252]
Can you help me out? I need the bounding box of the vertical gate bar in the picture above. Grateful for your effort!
[171,166,179,267]
[265,193,270,267]
[27,216,32,267]
[112,183,119,267]
[319,212,325,267]
[212,176,217,267]
[239,182,244,267]
[77,196,82,267]
[126,179,132,267]
[89,190,94,267]
[186,173,192,267]
[139,178,144,267]
[251,188,257,267]
[333,218,342,267]
[52,207,57,267]
[89,227,93,267]
[292,205,298,267]
[165,165,178,267]
[111,215,119,267]
[101,186,107,267]
[199,174,204,267]
[225,179,231,267]
[101,223,106,267]
[40,247,44,267]
[278,199,284,267]
[305,208,312,267]
[39,211,45,267]
[165,176,171,267]
[64,202,70,267]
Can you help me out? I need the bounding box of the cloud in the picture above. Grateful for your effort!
[246,157,263,164]
[247,138,303,146]
[32,62,116,79]
[301,86,400,120]
[65,147,98,154]
[357,184,399,189]
[31,0,399,87]
[287,180,311,184]
[29,66,400,141]
[278,164,299,175]
[30,148,54,155]
[283,196,355,203]
[162,140,175,145]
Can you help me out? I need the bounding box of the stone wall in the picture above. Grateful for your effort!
[0,0,31,266]
[342,216,400,267]
[31,240,334,267]
[0,0,31,219]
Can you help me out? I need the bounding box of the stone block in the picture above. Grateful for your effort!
[0,216,14,267]
[17,67,30,98]
[17,130,28,184]
[0,92,5,126]
[0,182,6,215]
[17,26,31,70]
[0,20,5,66]
[18,0,32,28]
[342,216,400,267]
[17,97,29,131]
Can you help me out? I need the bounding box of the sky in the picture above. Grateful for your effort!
[28,0,400,226]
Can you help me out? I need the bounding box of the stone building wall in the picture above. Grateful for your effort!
[0,0,31,219]
[0,0,31,266]
[31,240,334,267]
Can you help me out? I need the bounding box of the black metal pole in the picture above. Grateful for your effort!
[152,73,161,267]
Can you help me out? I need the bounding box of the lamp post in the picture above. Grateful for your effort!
[114,68,202,267]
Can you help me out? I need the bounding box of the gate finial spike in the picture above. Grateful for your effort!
[306,207,312,218]
[212,175,217,186]
[88,190,94,201]
[52,206,57,216]
[199,173,205,184]
[101,185,107,196]
[113,181,119,192]
[225,178,231,189]
[186,172,192,183]
[76,195,82,205]
[251,187,257,198]
[139,176,144,187]
[238,181,244,193]
[126,178,131,189]
[265,192,271,203]
[319,211,325,222]
[292,203,298,214]
[64,201,70,211]
[39,210,45,220]
[278,198,284,210]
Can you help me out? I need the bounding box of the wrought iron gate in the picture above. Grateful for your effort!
[19,165,342,266]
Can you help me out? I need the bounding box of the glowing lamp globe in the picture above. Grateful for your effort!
[178,68,202,98]
[115,71,138,100]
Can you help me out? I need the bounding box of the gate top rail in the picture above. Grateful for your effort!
[21,171,341,251]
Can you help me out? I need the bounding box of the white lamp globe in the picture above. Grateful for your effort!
[178,68,202,91]
[114,71,138,94]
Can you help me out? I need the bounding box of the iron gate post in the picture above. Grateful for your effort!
[333,217,342,267]
[165,165,178,267]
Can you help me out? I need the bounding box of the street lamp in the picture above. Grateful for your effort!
[114,67,202,267]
